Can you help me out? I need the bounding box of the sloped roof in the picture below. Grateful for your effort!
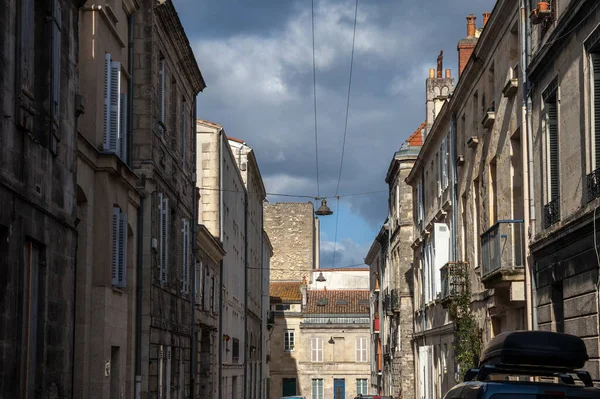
[406,121,425,146]
[304,290,370,315]
[270,282,302,303]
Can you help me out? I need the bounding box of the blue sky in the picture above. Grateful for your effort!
[174,0,496,268]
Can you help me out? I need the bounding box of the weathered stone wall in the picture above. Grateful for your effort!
[0,0,80,397]
[264,202,315,281]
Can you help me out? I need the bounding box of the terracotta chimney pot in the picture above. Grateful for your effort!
[467,14,477,37]
[483,12,491,27]
[429,68,435,79]
[445,69,451,78]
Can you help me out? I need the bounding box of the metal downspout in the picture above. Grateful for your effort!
[190,97,198,395]
[260,230,264,399]
[450,113,458,262]
[128,12,134,167]
[135,196,144,399]
[244,188,249,399]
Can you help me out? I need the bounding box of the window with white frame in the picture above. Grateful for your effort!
[181,219,190,293]
[356,379,368,395]
[355,337,368,362]
[158,193,169,283]
[311,337,323,362]
[112,206,127,287]
[311,378,323,399]
[104,53,127,161]
[284,330,295,352]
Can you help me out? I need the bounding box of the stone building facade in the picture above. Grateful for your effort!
[527,0,600,384]
[264,202,320,281]
[196,120,247,399]
[195,224,225,398]
[74,1,142,397]
[131,0,206,397]
[0,0,82,397]
[269,280,371,399]
[228,137,269,399]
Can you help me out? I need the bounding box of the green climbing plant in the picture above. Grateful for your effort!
[448,262,482,382]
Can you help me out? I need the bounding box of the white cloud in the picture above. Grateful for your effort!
[320,237,370,268]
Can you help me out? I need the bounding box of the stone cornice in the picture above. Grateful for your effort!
[197,224,225,260]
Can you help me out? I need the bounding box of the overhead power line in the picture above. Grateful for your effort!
[198,186,387,200]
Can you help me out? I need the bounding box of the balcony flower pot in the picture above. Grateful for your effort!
[537,1,550,12]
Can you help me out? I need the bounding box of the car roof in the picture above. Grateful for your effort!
[453,380,600,398]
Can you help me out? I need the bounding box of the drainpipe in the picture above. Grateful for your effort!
[135,195,144,399]
[218,131,224,399]
[127,12,134,166]
[450,113,458,261]
[260,231,264,399]
[190,97,198,396]
[243,187,249,399]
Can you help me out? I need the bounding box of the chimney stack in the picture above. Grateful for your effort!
[483,12,491,27]
[458,14,479,77]
[436,51,444,78]
[467,14,476,37]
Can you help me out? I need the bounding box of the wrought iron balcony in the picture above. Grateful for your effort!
[481,220,525,282]
[440,261,468,306]
[391,288,401,312]
[588,168,600,202]
[543,197,560,228]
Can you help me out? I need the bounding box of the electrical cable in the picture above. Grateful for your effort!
[331,197,341,268]
[198,186,387,200]
[311,0,321,198]
[334,0,359,197]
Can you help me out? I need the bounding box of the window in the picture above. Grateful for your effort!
[112,206,128,287]
[355,337,367,362]
[158,193,169,283]
[181,100,188,166]
[203,267,211,311]
[546,94,559,201]
[158,58,165,133]
[311,378,324,399]
[194,261,202,305]
[356,379,368,395]
[212,273,219,314]
[275,304,291,311]
[22,240,42,399]
[591,54,600,170]
[181,219,190,293]
[103,53,127,161]
[284,330,295,352]
[311,337,323,362]
[232,338,240,363]
[50,0,62,152]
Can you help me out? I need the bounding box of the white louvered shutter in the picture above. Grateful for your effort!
[51,0,62,122]
[419,346,426,399]
[158,59,165,133]
[112,207,120,286]
[443,136,449,189]
[120,93,127,162]
[118,209,128,287]
[159,194,169,284]
[104,54,112,150]
[592,54,600,169]
[181,101,187,167]
[213,273,219,314]
[110,62,121,154]
[434,223,450,297]
[194,262,201,305]
[203,268,211,311]
[547,100,559,200]
[181,218,189,293]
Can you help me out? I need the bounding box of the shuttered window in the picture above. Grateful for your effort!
[355,337,368,362]
[158,58,166,133]
[212,274,219,314]
[103,53,127,160]
[20,0,35,96]
[311,337,323,362]
[203,268,211,311]
[592,54,600,169]
[546,97,559,201]
[181,101,187,167]
[195,262,202,305]
[51,0,62,123]
[112,206,127,287]
[158,193,169,284]
[181,219,189,293]
[443,136,449,189]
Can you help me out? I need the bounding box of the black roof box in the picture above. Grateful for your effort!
[479,331,589,370]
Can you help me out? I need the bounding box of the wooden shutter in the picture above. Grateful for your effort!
[51,0,62,123]
[194,262,201,305]
[118,209,127,287]
[443,136,449,189]
[418,346,427,399]
[547,100,559,200]
[103,54,121,154]
[181,101,187,167]
[104,54,112,150]
[158,59,165,133]
[203,268,211,311]
[213,273,219,313]
[592,54,600,169]
[120,93,127,162]
[181,218,189,293]
[434,223,450,297]
[159,194,169,283]
[112,207,120,286]
[20,0,35,96]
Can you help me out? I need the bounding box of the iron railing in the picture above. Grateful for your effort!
[543,197,560,228]
[441,261,468,301]
[480,220,524,278]
[588,168,600,202]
